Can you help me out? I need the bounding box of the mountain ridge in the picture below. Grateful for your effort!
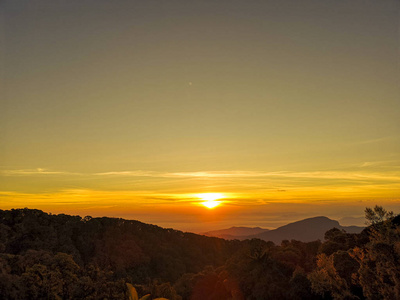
[203,216,364,243]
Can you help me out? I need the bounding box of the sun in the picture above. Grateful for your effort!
[197,193,224,209]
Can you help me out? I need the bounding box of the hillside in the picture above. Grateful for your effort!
[0,208,238,299]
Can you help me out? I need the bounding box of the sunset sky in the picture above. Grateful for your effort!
[1,0,399,232]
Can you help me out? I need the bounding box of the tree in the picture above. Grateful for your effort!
[308,253,357,300]
[364,206,393,226]
[350,207,400,299]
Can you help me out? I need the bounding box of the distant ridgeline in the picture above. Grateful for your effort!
[203,216,365,243]
[0,207,399,300]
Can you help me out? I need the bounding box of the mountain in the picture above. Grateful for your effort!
[247,216,364,244]
[203,226,269,240]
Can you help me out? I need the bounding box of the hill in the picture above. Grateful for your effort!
[0,208,238,299]
[247,216,364,243]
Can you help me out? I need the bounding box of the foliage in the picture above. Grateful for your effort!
[0,208,234,299]
[126,283,153,300]
[308,206,400,300]
[1,207,399,299]
[350,211,400,300]
[126,282,170,300]
[308,252,358,299]
[364,206,394,226]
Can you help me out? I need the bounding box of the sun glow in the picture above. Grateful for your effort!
[197,193,224,209]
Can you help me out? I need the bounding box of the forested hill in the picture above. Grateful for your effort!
[0,207,399,300]
[0,208,238,299]
[0,208,236,277]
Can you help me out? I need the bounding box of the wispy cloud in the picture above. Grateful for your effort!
[165,170,400,181]
[352,136,398,145]
[2,168,399,183]
[1,168,71,176]
[1,188,399,210]
[0,189,210,209]
[359,160,400,168]
[94,170,159,177]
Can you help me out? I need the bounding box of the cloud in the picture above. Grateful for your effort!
[164,170,400,182]
[94,169,400,181]
[94,170,158,176]
[359,160,400,168]
[353,136,398,145]
[360,162,379,167]
[3,168,399,183]
[1,168,74,176]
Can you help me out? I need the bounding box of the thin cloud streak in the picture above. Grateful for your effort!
[359,160,400,168]
[1,168,68,175]
[352,136,398,145]
[94,171,159,176]
[166,171,400,182]
[2,168,400,182]
[94,169,400,182]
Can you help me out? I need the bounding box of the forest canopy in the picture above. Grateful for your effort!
[0,206,399,300]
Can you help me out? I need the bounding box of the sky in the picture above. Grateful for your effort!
[1,0,399,232]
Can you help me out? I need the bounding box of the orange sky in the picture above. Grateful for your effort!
[1,0,399,232]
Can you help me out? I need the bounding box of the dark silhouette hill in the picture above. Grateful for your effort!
[0,208,237,283]
[247,216,364,244]
[202,226,269,240]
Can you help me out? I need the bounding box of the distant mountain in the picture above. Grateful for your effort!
[247,216,364,244]
[203,226,269,240]
[203,217,365,243]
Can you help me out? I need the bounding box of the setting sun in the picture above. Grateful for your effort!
[197,193,224,209]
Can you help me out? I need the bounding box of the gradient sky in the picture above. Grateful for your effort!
[1,0,399,232]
